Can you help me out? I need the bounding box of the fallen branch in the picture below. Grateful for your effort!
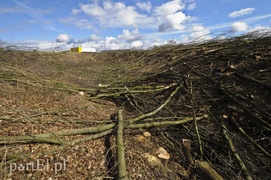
[224,91,271,120]
[116,108,128,180]
[222,123,253,180]
[219,85,271,130]
[0,123,115,145]
[4,105,64,144]
[89,83,178,99]
[36,123,115,138]
[124,86,144,112]
[128,85,181,124]
[0,114,208,146]
[69,129,113,145]
[229,116,271,158]
[195,160,224,180]
[0,136,62,145]
[1,129,115,167]
[189,77,203,161]
[234,72,271,89]
[127,115,207,129]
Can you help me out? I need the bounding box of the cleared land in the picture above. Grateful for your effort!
[0,32,271,179]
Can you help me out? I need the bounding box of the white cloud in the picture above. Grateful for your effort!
[115,6,138,26]
[74,1,152,28]
[37,41,56,50]
[118,29,144,42]
[58,30,167,51]
[76,34,102,44]
[251,25,271,31]
[105,36,118,44]
[192,25,205,32]
[178,25,210,43]
[187,3,196,10]
[89,34,101,41]
[204,13,271,32]
[154,0,185,17]
[56,34,70,42]
[231,22,248,32]
[159,12,187,32]
[74,19,93,30]
[9,40,68,51]
[190,31,209,39]
[136,1,152,13]
[104,36,122,50]
[155,1,190,32]
[71,8,80,15]
[131,40,143,48]
[61,1,195,33]
[79,3,105,17]
[229,8,255,18]
[190,25,210,40]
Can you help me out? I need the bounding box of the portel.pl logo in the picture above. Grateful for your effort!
[9,159,67,174]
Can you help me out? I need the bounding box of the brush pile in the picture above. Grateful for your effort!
[89,31,271,179]
[0,31,270,179]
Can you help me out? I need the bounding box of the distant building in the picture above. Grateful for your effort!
[82,47,96,52]
[70,46,96,53]
[70,46,82,52]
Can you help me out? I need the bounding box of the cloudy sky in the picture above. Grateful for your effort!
[1,0,271,51]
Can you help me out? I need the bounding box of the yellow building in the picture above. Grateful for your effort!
[70,46,82,52]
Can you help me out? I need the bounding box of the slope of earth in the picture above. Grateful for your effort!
[0,31,271,179]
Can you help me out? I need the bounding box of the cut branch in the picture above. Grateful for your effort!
[234,72,271,89]
[229,116,271,158]
[69,129,113,145]
[195,160,224,180]
[0,123,115,145]
[36,123,115,138]
[0,136,63,145]
[219,85,271,130]
[116,108,128,180]
[128,85,181,124]
[127,115,207,129]
[189,77,203,161]
[222,123,253,180]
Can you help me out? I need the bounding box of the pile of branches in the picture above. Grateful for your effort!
[86,31,271,179]
[1,31,271,179]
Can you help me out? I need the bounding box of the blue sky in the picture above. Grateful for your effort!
[1,0,271,51]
